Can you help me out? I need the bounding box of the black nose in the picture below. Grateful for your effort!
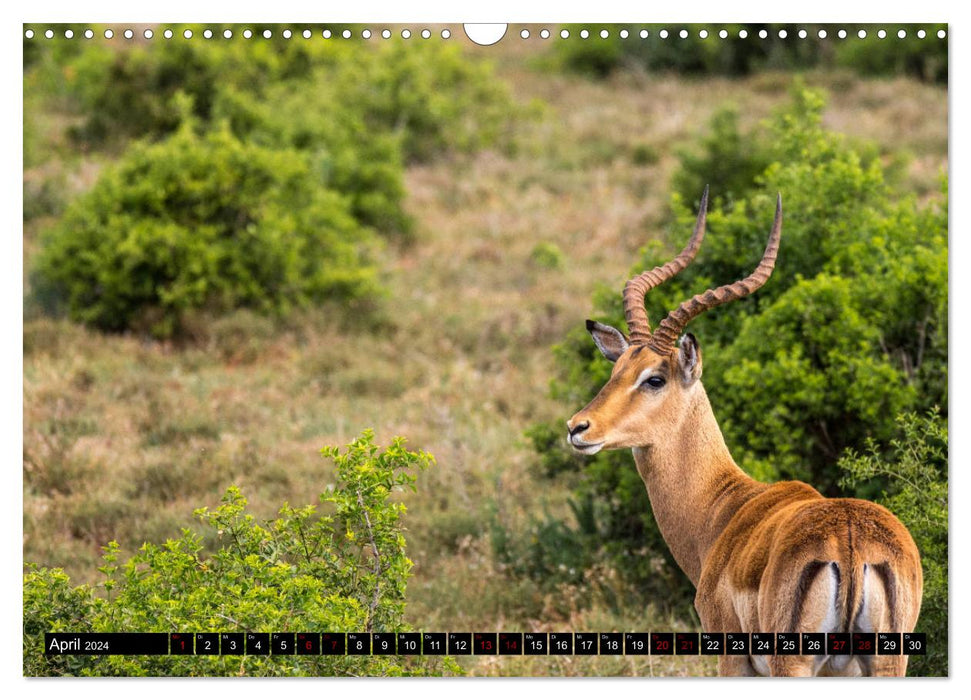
[569,421,590,437]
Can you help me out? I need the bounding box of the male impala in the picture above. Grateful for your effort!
[567,189,922,676]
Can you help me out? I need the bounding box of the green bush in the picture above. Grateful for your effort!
[553,23,946,83]
[554,24,821,78]
[835,25,948,83]
[67,41,219,144]
[717,274,917,487]
[62,28,343,145]
[528,87,947,613]
[30,124,379,338]
[29,31,522,243]
[212,82,410,235]
[671,107,772,209]
[839,410,948,676]
[57,31,518,163]
[339,40,518,163]
[529,242,565,270]
[24,431,457,677]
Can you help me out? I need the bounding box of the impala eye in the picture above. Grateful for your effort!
[642,376,666,389]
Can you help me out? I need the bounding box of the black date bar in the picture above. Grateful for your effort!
[46,633,169,655]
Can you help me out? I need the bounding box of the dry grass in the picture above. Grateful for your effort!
[22,39,947,677]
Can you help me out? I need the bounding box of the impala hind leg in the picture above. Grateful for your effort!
[768,654,816,677]
[858,654,909,677]
[717,655,757,676]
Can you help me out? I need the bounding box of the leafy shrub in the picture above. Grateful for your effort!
[553,23,946,83]
[717,274,917,487]
[24,431,457,677]
[528,87,947,613]
[630,142,661,166]
[31,31,522,243]
[671,107,772,209]
[839,410,948,676]
[339,40,519,163]
[212,82,410,235]
[529,242,565,270]
[30,124,379,338]
[834,25,948,83]
[67,41,219,144]
[57,31,518,162]
[62,28,342,145]
[554,24,821,78]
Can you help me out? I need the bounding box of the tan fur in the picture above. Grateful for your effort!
[568,344,922,677]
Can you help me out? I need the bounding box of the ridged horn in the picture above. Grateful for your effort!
[647,193,783,355]
[623,186,709,345]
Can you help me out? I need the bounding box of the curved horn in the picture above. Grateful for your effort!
[648,193,783,355]
[623,186,709,345]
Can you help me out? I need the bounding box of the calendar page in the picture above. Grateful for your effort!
[22,21,948,679]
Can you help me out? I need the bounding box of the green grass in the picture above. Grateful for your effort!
[22,38,948,676]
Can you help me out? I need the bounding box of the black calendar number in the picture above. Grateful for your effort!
[550,633,573,655]
[372,633,396,655]
[802,633,825,654]
[676,632,699,655]
[297,633,320,655]
[170,633,192,655]
[903,633,926,655]
[246,633,269,656]
[651,632,674,655]
[423,633,446,655]
[600,633,623,655]
[827,633,851,655]
[321,633,346,655]
[398,633,421,656]
[448,633,472,655]
[574,633,598,655]
[776,633,800,655]
[522,632,546,655]
[701,632,724,655]
[271,633,295,655]
[878,632,901,655]
[852,633,875,655]
[751,633,774,655]
[347,633,370,655]
[726,633,749,655]
[220,633,244,655]
[473,633,497,655]
[624,633,650,655]
[196,633,220,656]
[498,632,523,655]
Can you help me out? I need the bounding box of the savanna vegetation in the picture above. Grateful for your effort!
[23,24,947,676]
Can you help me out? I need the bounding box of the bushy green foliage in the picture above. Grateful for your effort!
[57,30,518,164]
[67,41,220,143]
[27,29,524,335]
[553,24,946,83]
[30,124,379,338]
[718,274,917,486]
[528,88,947,615]
[839,410,948,676]
[344,40,517,163]
[62,29,347,145]
[24,431,456,677]
[671,107,772,209]
[834,25,948,83]
[213,83,409,234]
[554,24,820,78]
[530,242,565,270]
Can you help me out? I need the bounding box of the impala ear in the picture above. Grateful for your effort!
[677,333,703,384]
[586,320,629,363]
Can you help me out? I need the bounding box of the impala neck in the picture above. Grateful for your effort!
[632,385,764,586]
